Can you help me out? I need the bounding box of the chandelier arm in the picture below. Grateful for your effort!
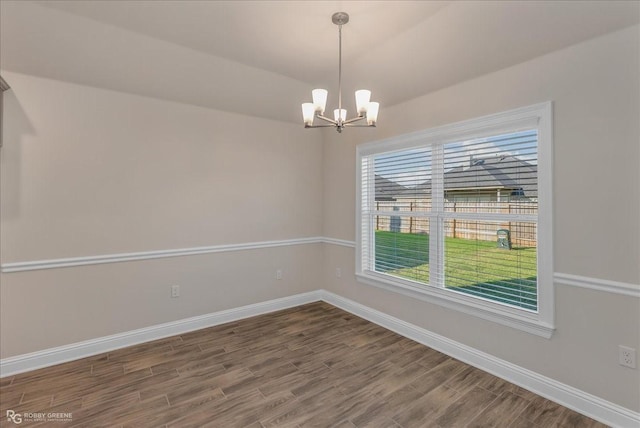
[305,124,338,128]
[315,114,339,125]
[342,115,366,125]
[343,123,377,128]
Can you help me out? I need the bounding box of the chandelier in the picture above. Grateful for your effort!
[301,12,379,133]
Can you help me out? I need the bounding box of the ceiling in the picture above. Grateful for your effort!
[1,1,638,124]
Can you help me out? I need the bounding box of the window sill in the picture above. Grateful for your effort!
[356,271,555,339]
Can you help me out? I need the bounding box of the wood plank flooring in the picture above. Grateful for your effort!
[0,302,607,427]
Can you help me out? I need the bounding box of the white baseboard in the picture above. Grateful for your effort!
[0,290,322,378]
[320,290,639,428]
[1,289,637,427]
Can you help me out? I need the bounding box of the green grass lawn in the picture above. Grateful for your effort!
[375,231,537,311]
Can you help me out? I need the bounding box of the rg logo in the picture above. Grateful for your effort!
[6,410,22,424]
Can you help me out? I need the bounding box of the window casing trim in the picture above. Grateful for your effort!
[355,271,555,338]
[356,102,554,338]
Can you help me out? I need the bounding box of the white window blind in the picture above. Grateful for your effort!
[440,131,538,311]
[357,103,553,336]
[362,149,433,284]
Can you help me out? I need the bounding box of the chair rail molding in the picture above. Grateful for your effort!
[3,237,638,300]
[0,237,325,273]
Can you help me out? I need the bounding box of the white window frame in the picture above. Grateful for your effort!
[356,102,554,338]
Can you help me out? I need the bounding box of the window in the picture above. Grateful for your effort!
[357,103,554,337]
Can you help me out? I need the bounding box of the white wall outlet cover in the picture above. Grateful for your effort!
[619,345,636,369]
[171,285,180,298]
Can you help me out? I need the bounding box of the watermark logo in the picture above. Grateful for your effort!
[6,410,72,424]
[6,410,22,424]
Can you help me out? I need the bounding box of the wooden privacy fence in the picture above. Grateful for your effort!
[375,201,537,247]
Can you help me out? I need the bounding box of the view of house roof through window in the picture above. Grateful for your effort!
[374,130,537,202]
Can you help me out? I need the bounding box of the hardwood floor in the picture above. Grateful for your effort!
[0,302,607,427]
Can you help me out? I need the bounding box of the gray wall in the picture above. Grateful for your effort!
[0,72,324,357]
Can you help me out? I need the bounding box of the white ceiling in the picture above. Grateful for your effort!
[1,1,638,124]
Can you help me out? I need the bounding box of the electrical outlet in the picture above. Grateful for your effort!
[336,267,342,278]
[171,285,180,298]
[276,269,283,280]
[619,345,636,369]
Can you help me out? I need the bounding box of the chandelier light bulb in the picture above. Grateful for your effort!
[301,103,316,126]
[366,102,379,125]
[334,109,347,122]
[355,90,371,115]
[312,89,328,114]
